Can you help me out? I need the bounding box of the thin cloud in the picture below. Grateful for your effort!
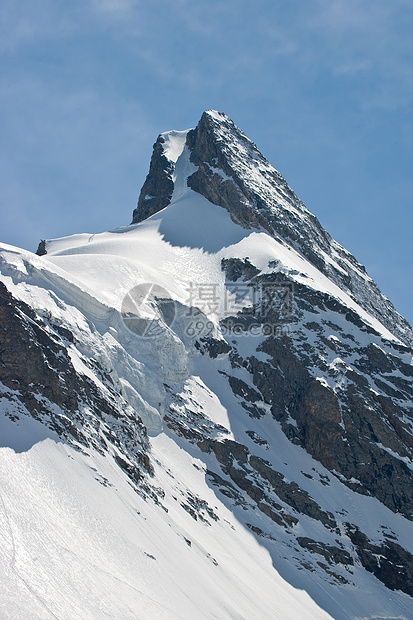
[289,0,413,111]
[0,0,83,53]
[90,0,137,18]
[0,69,155,246]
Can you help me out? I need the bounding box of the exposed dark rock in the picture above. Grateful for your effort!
[0,281,152,488]
[227,376,262,403]
[36,239,47,256]
[115,454,143,483]
[163,415,204,443]
[185,111,413,346]
[210,269,413,522]
[51,322,74,343]
[195,336,231,358]
[0,281,81,416]
[246,523,275,540]
[239,401,267,419]
[355,343,395,374]
[245,430,269,448]
[297,537,354,566]
[198,437,335,529]
[206,470,247,506]
[248,454,336,528]
[346,524,413,596]
[221,257,260,282]
[181,490,220,523]
[132,135,175,224]
[237,285,413,521]
[315,562,350,585]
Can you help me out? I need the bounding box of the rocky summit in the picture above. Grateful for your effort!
[1,111,413,619]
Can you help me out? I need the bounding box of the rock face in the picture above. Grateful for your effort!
[0,281,153,486]
[132,134,175,224]
[131,111,413,600]
[35,239,47,256]
[133,110,412,347]
[221,272,413,520]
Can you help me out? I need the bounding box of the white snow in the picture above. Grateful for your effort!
[160,129,190,165]
[0,432,332,620]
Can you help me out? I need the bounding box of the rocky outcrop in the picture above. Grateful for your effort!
[214,254,413,521]
[346,524,413,596]
[221,257,260,282]
[131,134,175,223]
[0,281,153,483]
[237,289,413,520]
[170,430,337,529]
[35,239,47,256]
[187,111,412,346]
[296,537,354,567]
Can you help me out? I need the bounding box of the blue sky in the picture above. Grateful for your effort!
[1,0,412,325]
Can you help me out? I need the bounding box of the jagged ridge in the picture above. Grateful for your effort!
[133,110,412,347]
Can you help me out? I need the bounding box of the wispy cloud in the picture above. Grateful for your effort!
[299,0,413,109]
[0,0,83,53]
[0,66,156,247]
[91,0,136,15]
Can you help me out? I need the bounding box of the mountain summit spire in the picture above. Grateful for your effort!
[133,110,412,346]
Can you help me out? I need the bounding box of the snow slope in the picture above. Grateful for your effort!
[1,429,331,620]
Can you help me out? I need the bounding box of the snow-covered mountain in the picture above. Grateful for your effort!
[1,110,412,619]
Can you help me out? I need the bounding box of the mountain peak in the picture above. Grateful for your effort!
[2,110,413,619]
[132,111,412,346]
